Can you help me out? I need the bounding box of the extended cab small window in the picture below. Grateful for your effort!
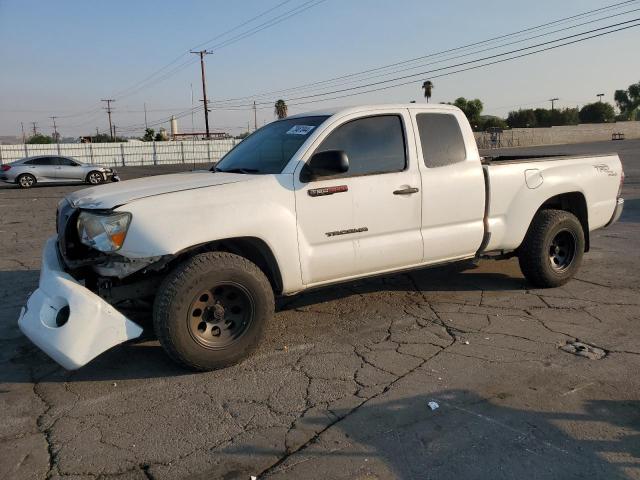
[416,113,466,168]
[315,115,406,178]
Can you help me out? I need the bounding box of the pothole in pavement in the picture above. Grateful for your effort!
[560,341,607,360]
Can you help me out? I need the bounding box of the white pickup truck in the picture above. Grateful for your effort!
[19,104,624,371]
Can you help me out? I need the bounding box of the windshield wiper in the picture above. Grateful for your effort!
[214,167,261,174]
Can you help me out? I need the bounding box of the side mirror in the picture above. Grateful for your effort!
[301,150,349,182]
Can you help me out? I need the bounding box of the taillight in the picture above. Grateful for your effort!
[618,169,625,198]
[1,165,10,171]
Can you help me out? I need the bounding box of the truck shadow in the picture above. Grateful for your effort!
[210,390,640,479]
[619,197,640,223]
[277,260,526,312]
[0,261,528,383]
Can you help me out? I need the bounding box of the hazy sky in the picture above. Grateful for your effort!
[0,0,638,138]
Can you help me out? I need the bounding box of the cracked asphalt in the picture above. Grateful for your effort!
[1,141,639,479]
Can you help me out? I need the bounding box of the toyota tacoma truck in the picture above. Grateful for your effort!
[18,104,625,371]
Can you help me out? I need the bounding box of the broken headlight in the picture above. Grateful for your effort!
[77,211,132,252]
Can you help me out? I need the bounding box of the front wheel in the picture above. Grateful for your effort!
[518,209,585,288]
[86,171,104,185]
[153,252,274,371]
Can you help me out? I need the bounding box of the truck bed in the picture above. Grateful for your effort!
[482,152,622,253]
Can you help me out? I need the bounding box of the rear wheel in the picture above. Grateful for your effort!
[86,171,104,185]
[518,209,585,288]
[153,252,274,371]
[17,174,36,189]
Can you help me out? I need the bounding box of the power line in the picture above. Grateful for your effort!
[114,10,640,131]
[209,5,640,107]
[229,17,640,108]
[110,0,295,100]
[280,19,640,109]
[111,0,328,102]
[190,0,295,51]
[209,0,640,106]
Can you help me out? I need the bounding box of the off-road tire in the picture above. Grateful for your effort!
[17,173,36,189]
[86,171,104,185]
[153,252,274,371]
[518,209,585,288]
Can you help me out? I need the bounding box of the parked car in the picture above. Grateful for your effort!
[18,104,624,371]
[0,155,119,188]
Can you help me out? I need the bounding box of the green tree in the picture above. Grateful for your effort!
[142,128,155,142]
[579,102,616,123]
[92,133,126,143]
[26,133,53,144]
[274,99,288,119]
[479,116,508,131]
[507,109,537,128]
[422,80,434,103]
[447,97,483,128]
[558,107,579,126]
[614,80,640,120]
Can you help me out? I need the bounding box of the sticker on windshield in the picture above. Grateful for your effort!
[286,125,316,135]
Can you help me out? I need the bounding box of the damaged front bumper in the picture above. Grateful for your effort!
[18,236,143,370]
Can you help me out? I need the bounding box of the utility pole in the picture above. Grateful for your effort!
[50,116,59,143]
[253,101,257,131]
[549,98,559,111]
[101,99,115,140]
[144,102,148,129]
[113,125,117,140]
[20,122,26,143]
[190,83,195,135]
[190,50,213,139]
[31,122,38,136]
[597,93,605,102]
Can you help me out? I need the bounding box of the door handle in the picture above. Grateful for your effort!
[393,187,419,195]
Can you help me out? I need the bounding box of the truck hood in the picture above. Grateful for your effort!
[67,171,252,209]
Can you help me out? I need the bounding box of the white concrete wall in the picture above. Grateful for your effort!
[0,139,240,166]
[476,121,640,148]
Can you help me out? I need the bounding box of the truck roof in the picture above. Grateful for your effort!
[287,103,461,119]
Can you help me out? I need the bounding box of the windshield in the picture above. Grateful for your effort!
[215,116,329,174]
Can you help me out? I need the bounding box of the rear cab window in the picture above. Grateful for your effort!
[314,115,407,178]
[416,113,467,168]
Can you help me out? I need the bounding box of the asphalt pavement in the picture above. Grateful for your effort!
[1,140,639,479]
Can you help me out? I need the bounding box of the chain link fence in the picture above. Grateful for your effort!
[0,139,240,167]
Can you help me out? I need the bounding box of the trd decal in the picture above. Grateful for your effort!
[308,185,348,197]
[326,227,368,237]
[593,164,617,176]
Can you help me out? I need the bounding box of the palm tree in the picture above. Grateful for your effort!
[274,99,288,119]
[422,80,434,103]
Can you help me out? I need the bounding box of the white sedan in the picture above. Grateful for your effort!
[0,155,119,188]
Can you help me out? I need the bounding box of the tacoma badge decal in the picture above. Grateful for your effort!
[308,185,348,197]
[326,227,368,237]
